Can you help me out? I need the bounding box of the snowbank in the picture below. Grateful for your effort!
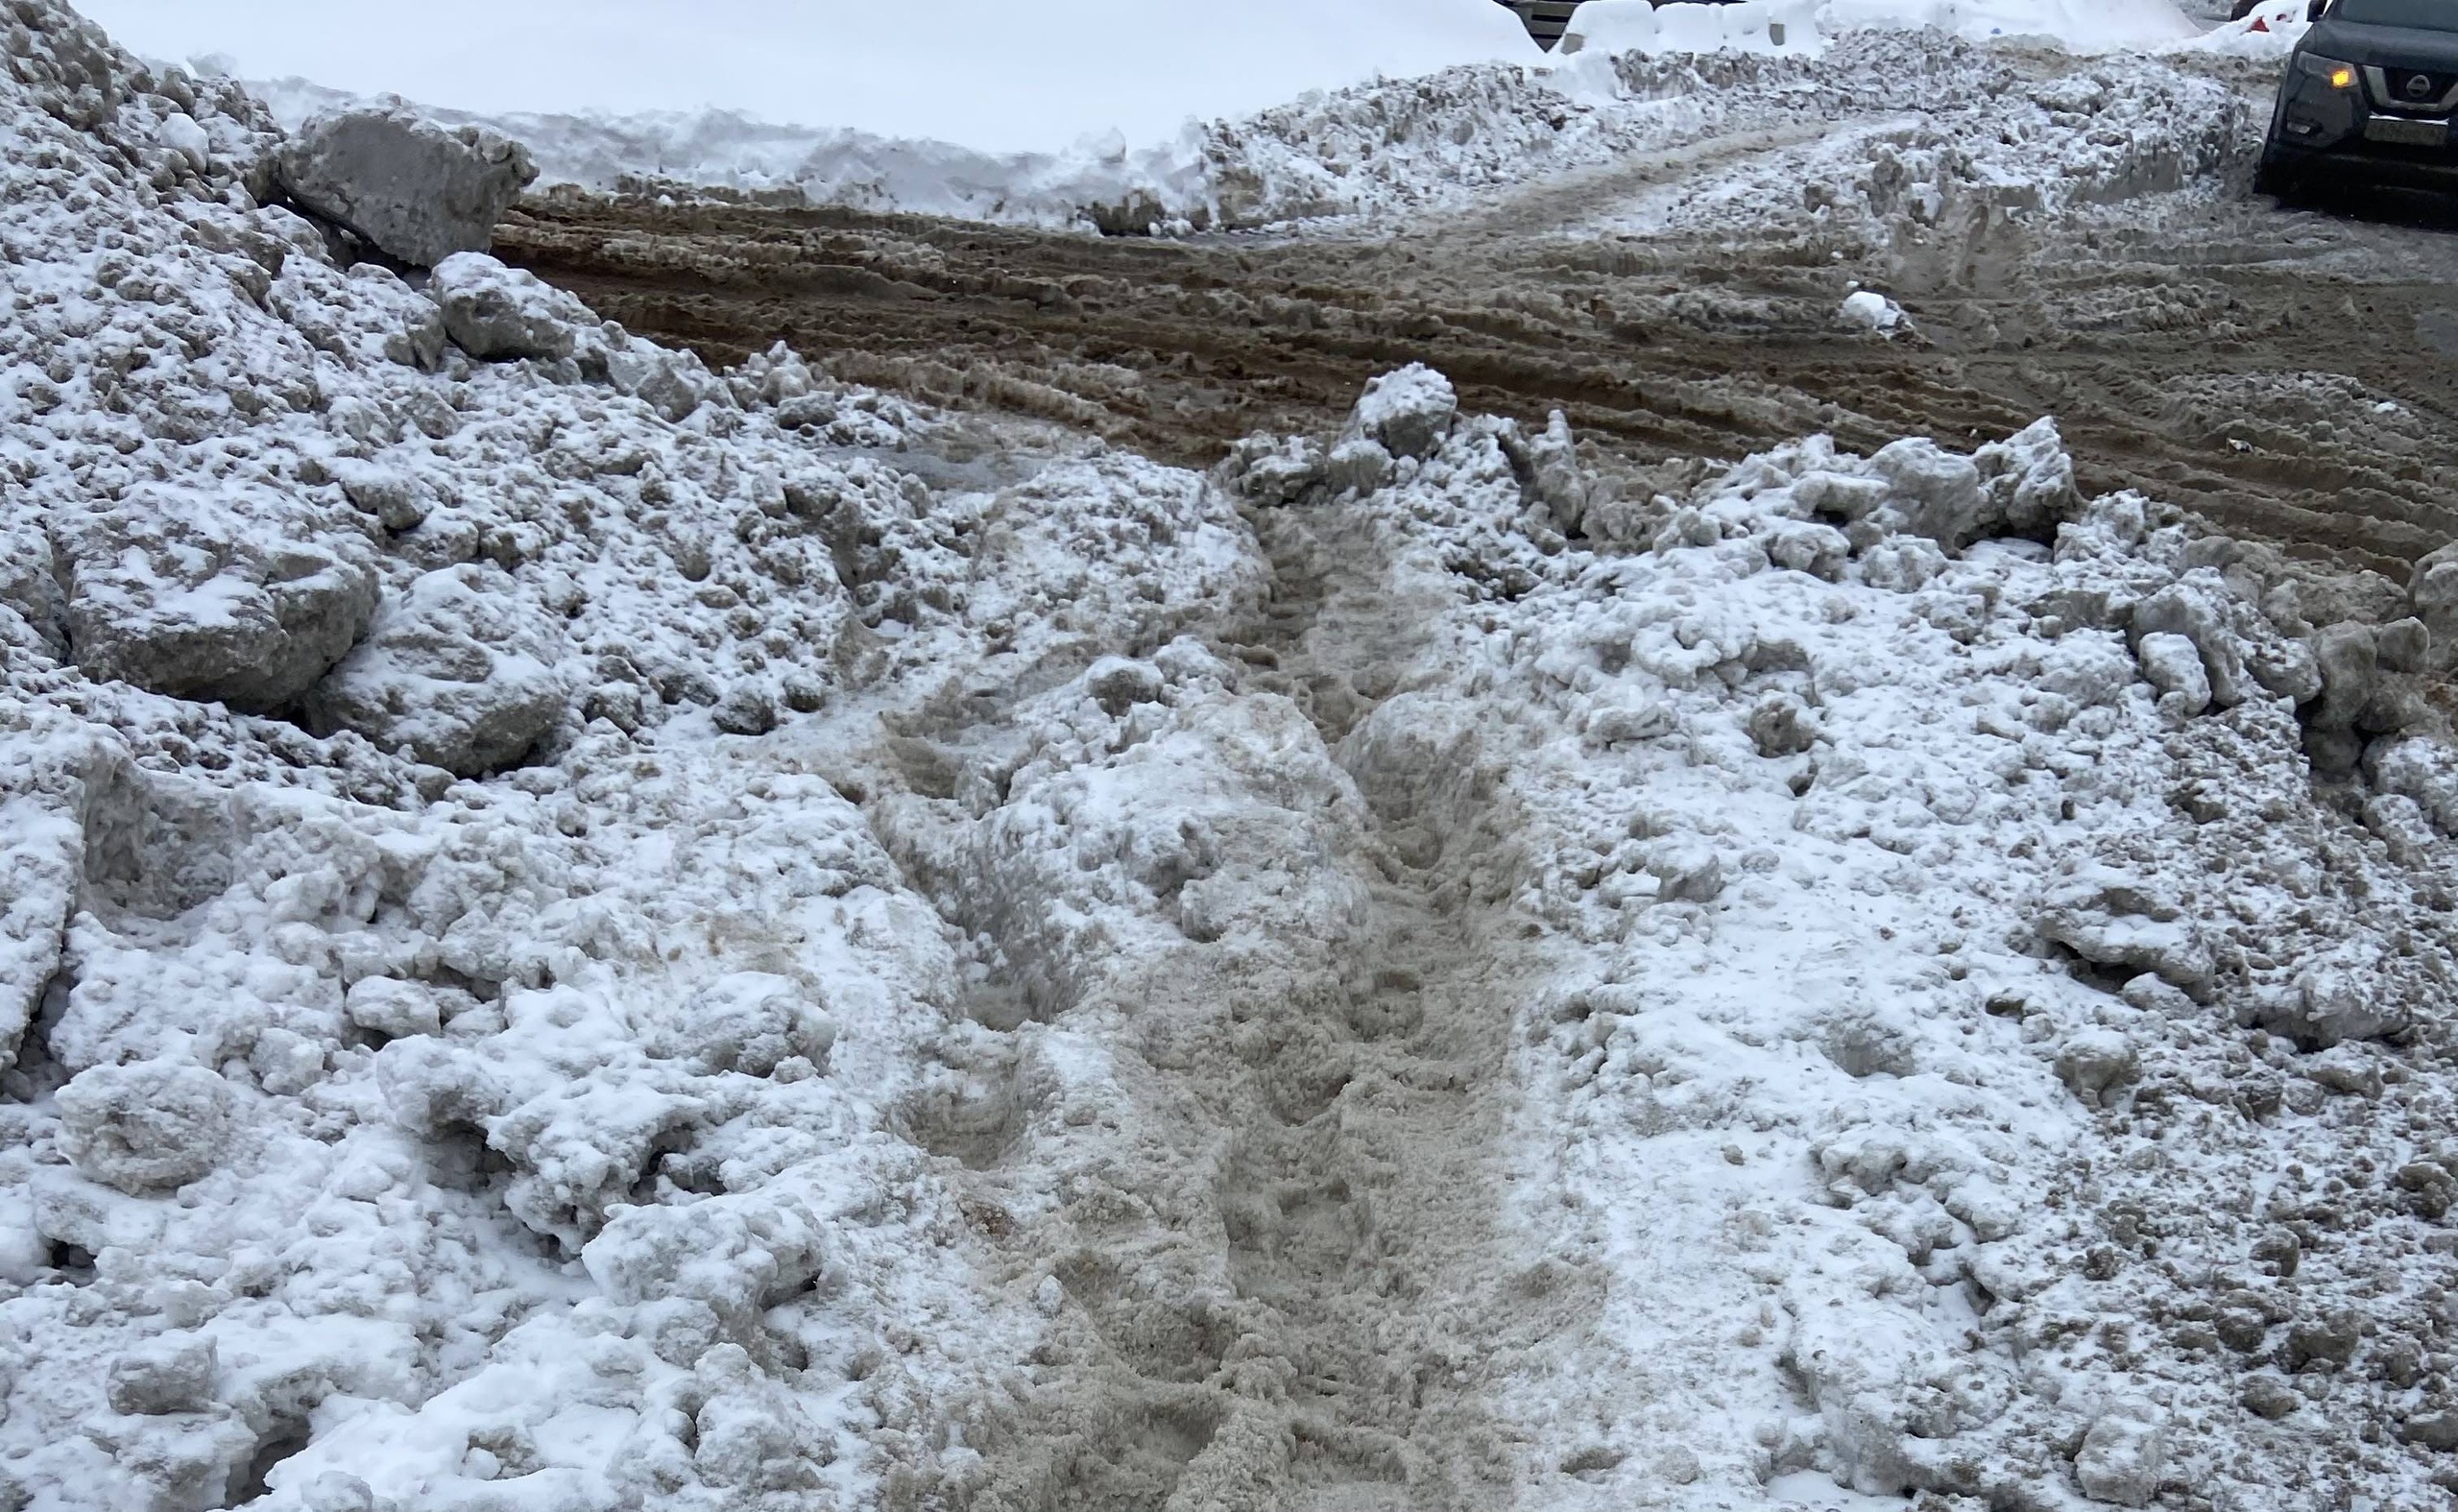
[248,28,2247,236]
[1562,0,2201,59]
[1211,368,2458,1512]
[1561,1,1825,59]
[244,76,1220,230]
[101,0,2209,233]
[78,0,1540,157]
[1816,0,2201,48]
[2172,0,2306,55]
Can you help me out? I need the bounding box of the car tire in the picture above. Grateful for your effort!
[2254,148,2299,204]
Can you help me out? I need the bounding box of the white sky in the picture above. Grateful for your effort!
[77,0,1544,154]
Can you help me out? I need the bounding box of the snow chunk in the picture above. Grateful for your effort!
[2132,580,2251,708]
[107,1335,218,1416]
[0,784,81,1072]
[2135,631,2210,714]
[344,977,443,1040]
[1840,288,1905,332]
[2366,735,2458,836]
[2258,954,2408,1049]
[57,1062,233,1194]
[429,252,593,361]
[2037,871,2215,999]
[647,972,835,1078]
[1352,364,1458,461]
[583,1193,826,1340]
[301,564,566,778]
[52,486,379,712]
[2055,1027,2139,1108]
[2074,1404,2167,1507]
[269,257,448,372]
[277,108,538,267]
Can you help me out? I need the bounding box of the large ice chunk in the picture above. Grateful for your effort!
[300,564,566,777]
[57,1062,232,1194]
[429,252,593,362]
[1351,364,1457,460]
[276,108,538,267]
[51,485,378,711]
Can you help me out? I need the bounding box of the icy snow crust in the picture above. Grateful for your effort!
[8,3,2458,1511]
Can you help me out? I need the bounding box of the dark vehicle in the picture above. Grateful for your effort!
[1497,0,1744,50]
[1500,0,1584,48]
[2258,0,2458,197]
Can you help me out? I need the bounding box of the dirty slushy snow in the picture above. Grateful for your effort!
[6,4,2458,1512]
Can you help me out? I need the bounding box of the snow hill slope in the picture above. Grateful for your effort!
[3,4,2458,1512]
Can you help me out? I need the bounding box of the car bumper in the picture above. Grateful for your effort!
[2266,136,2458,193]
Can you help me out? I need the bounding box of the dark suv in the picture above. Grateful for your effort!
[2258,0,2458,197]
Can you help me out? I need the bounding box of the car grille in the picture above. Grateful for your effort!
[2372,65,2458,111]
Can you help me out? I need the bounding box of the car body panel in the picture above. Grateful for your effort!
[2262,3,2458,193]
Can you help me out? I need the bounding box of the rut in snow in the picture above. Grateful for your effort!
[869,473,1573,1512]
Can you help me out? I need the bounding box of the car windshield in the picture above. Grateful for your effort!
[2329,0,2458,30]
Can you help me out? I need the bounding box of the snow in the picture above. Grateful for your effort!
[1838,289,1907,331]
[7,2,2458,1510]
[74,0,1541,156]
[1562,0,2201,61]
[1814,0,2201,49]
[92,0,2212,230]
[1561,1,1826,60]
[2174,0,2308,55]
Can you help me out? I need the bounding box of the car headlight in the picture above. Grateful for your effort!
[2297,52,2359,90]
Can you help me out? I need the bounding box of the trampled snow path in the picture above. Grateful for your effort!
[833,445,1555,1507]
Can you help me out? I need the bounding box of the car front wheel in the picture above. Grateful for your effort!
[2254,146,2301,204]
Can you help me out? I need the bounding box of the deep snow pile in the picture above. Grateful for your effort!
[1562,0,2198,59]
[9,3,2458,1512]
[0,5,1254,1510]
[1159,30,2245,230]
[1572,46,2247,240]
[240,77,1228,233]
[1217,370,2458,1509]
[1815,0,2200,49]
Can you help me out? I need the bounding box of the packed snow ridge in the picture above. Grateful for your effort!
[5,3,2458,1512]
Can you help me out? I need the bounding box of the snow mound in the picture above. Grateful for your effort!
[9,3,2458,1510]
[1212,374,2458,1510]
[1562,0,2200,62]
[0,5,1258,1508]
[1816,0,2201,49]
[81,0,1540,157]
[1561,1,1825,60]
[2174,0,2307,55]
